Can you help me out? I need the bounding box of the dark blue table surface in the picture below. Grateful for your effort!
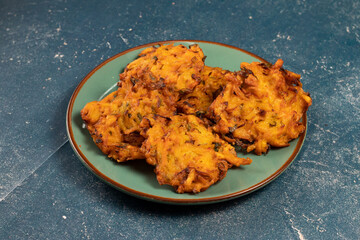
[1,0,359,239]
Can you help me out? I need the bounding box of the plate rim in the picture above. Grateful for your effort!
[66,40,307,205]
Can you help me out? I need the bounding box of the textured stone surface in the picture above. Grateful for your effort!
[1,0,359,239]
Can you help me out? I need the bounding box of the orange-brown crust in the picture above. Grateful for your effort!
[81,90,144,162]
[80,84,176,162]
[177,66,242,116]
[81,44,205,163]
[208,59,312,155]
[81,43,312,194]
[120,44,205,94]
[141,115,251,193]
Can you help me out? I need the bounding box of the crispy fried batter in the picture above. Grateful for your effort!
[81,43,205,163]
[81,84,176,162]
[81,43,312,194]
[81,89,144,162]
[177,66,241,116]
[208,59,312,155]
[120,44,205,94]
[116,85,176,134]
[141,115,252,193]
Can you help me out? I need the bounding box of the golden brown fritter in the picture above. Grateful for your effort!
[81,43,204,163]
[208,59,312,155]
[81,84,176,162]
[120,44,205,94]
[81,89,144,162]
[141,115,252,193]
[116,84,176,134]
[177,66,242,116]
[80,43,312,194]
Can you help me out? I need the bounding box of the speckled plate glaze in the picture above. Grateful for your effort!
[66,40,307,205]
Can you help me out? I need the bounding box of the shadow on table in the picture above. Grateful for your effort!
[119,187,266,216]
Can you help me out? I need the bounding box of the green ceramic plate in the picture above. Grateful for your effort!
[66,40,306,205]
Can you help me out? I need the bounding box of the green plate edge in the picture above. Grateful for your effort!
[66,40,307,205]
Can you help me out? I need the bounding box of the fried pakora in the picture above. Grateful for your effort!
[120,44,205,95]
[81,43,205,163]
[208,59,312,155]
[81,43,312,194]
[81,84,176,162]
[177,66,241,116]
[141,115,252,193]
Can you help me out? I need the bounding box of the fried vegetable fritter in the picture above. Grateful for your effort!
[177,66,242,116]
[81,43,205,163]
[120,44,205,94]
[81,89,144,162]
[208,59,312,155]
[116,84,176,134]
[80,43,312,194]
[81,84,176,162]
[141,115,252,193]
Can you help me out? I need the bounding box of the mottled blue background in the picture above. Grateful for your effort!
[1,0,359,239]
